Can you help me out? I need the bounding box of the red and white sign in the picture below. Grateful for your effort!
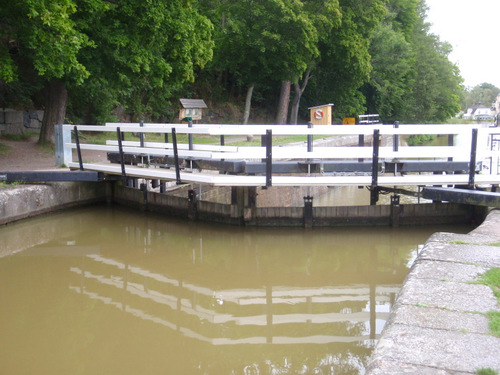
[314,109,324,120]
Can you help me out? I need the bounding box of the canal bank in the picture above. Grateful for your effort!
[366,208,500,374]
[0,182,108,226]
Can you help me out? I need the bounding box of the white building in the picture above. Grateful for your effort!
[463,103,494,120]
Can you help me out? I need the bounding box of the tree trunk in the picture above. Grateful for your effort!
[275,80,291,124]
[290,67,312,125]
[243,84,254,141]
[39,78,68,145]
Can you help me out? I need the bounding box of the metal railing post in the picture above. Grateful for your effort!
[307,122,313,153]
[116,127,127,181]
[266,129,272,188]
[468,128,478,188]
[370,129,380,205]
[73,125,83,171]
[448,133,454,162]
[172,128,182,185]
[139,120,145,148]
[393,121,399,152]
[188,119,193,151]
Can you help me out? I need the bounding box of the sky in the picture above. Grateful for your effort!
[425,0,500,89]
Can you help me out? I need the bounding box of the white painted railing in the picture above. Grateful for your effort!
[55,123,500,188]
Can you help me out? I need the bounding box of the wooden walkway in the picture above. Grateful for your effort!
[57,122,500,188]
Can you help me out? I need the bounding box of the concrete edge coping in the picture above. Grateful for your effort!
[366,208,500,374]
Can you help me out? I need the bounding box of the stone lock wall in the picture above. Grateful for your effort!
[0,108,44,136]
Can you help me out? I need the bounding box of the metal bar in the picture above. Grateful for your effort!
[393,121,399,152]
[140,120,145,148]
[448,134,454,162]
[116,127,127,180]
[164,132,169,144]
[172,128,182,185]
[307,122,313,153]
[188,119,193,151]
[74,126,84,171]
[370,129,380,205]
[358,134,365,163]
[266,129,272,187]
[468,128,478,188]
[371,129,380,187]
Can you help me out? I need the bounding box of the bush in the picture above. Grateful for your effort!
[407,134,435,146]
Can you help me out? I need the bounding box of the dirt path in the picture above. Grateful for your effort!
[0,137,107,171]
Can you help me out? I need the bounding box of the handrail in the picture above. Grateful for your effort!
[56,123,500,190]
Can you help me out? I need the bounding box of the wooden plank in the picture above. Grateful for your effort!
[68,143,213,159]
[68,161,500,187]
[70,123,486,137]
[106,140,239,152]
[70,124,211,134]
[423,187,500,207]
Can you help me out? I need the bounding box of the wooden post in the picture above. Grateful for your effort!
[390,195,400,228]
[303,195,313,228]
[188,189,198,220]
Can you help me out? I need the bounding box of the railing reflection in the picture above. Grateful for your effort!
[69,254,397,345]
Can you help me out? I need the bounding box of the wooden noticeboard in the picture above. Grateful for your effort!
[308,104,334,125]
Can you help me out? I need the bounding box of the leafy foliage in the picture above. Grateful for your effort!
[463,83,500,109]
[0,0,468,132]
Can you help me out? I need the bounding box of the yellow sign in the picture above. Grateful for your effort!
[342,117,356,125]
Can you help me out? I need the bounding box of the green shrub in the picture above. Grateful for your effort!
[407,134,435,146]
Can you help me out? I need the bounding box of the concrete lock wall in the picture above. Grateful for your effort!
[0,181,486,228]
[0,109,44,136]
[109,183,481,227]
[0,182,108,226]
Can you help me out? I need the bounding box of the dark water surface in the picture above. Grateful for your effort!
[0,205,470,374]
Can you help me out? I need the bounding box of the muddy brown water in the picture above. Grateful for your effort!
[0,205,471,374]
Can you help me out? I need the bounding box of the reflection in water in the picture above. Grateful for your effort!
[0,205,470,374]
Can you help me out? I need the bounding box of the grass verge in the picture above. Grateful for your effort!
[478,268,500,337]
[0,142,10,157]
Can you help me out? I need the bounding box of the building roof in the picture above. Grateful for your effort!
[179,98,207,109]
[308,103,334,110]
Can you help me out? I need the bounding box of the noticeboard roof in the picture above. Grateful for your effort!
[180,98,208,109]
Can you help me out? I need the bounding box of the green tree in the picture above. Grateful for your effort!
[363,0,418,122]
[206,0,323,125]
[405,0,463,123]
[289,0,342,125]
[304,0,387,120]
[364,0,463,123]
[364,21,413,122]
[463,83,500,110]
[1,0,213,143]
